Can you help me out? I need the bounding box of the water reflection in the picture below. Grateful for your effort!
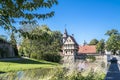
[0,68,55,80]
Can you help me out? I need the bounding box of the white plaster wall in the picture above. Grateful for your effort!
[64,37,75,44]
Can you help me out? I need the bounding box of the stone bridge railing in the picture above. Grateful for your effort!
[105,57,120,80]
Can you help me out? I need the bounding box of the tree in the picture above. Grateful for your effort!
[105,29,120,55]
[106,34,120,55]
[0,0,58,31]
[89,39,98,45]
[96,39,105,54]
[105,29,119,36]
[10,32,18,56]
[19,25,62,62]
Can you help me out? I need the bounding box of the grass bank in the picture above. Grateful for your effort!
[0,58,60,73]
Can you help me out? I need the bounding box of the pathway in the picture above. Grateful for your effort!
[105,57,120,80]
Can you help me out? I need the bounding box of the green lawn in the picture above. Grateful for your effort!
[0,58,60,72]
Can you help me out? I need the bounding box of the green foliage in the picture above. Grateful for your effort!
[19,25,62,62]
[0,67,105,80]
[105,29,119,36]
[96,39,105,54]
[86,55,96,62]
[50,69,105,80]
[43,53,61,63]
[106,34,120,55]
[50,68,67,80]
[89,39,98,45]
[0,58,59,72]
[70,72,84,80]
[0,0,58,31]
[84,71,95,80]
[105,29,120,55]
[0,68,60,80]
[30,53,39,59]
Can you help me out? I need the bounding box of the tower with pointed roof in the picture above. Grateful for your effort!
[62,29,79,69]
[83,40,87,46]
[63,28,68,43]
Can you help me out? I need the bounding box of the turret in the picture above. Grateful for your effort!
[63,28,68,43]
[83,40,87,46]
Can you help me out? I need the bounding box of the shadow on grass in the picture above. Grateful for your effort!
[0,58,57,65]
[0,71,5,74]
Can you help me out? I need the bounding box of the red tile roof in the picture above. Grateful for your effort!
[78,45,96,54]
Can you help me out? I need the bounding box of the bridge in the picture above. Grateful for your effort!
[105,57,120,80]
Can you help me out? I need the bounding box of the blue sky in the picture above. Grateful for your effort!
[1,0,120,45]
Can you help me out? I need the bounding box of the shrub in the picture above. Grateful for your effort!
[43,53,61,63]
[30,53,38,59]
[70,72,84,80]
[50,68,67,80]
[50,68,105,80]
[86,55,96,62]
[29,52,61,63]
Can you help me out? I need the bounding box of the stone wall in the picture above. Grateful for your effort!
[0,43,15,58]
[75,55,108,72]
[63,55,108,73]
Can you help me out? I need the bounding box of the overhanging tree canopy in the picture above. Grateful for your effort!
[0,0,58,31]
